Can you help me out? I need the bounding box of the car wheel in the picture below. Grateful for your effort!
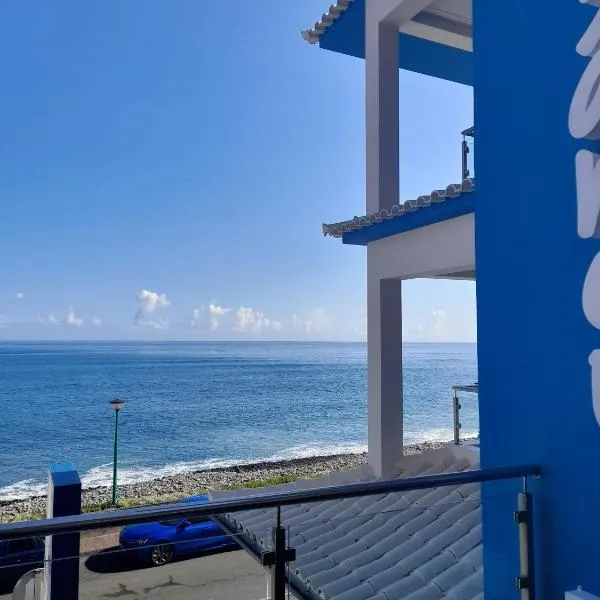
[150,543,173,567]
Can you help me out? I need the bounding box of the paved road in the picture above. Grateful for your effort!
[1,549,269,600]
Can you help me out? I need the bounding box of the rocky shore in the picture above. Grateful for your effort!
[0,440,458,521]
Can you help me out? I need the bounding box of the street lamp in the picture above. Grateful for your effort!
[109,399,125,506]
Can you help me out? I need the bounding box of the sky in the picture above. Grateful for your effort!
[0,0,476,342]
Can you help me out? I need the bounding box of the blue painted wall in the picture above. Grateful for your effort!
[319,0,473,86]
[474,2,600,598]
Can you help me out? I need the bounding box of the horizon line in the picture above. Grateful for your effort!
[0,338,477,344]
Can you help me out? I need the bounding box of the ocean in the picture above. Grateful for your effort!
[0,341,478,500]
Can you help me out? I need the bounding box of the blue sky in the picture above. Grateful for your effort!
[0,0,475,342]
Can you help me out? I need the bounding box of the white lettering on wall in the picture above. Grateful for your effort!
[577,9,600,55]
[569,8,600,139]
[572,1,600,425]
[576,151,600,237]
[589,350,600,423]
[583,252,600,327]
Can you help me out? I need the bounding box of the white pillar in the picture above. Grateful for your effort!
[367,264,404,478]
[365,20,399,214]
[364,0,435,478]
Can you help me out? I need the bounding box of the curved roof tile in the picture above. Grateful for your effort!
[322,178,475,238]
[301,0,356,45]
[210,448,483,600]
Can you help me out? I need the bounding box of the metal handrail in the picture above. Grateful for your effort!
[0,464,540,541]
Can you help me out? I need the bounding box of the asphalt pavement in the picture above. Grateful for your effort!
[1,548,269,600]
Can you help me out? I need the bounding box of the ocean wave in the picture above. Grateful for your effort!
[82,443,369,487]
[267,443,367,461]
[0,479,47,501]
[404,427,478,444]
[0,443,368,501]
[80,459,244,490]
[0,436,478,502]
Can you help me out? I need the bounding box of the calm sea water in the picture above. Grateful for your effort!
[0,341,478,500]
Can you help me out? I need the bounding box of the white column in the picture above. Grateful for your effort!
[365,19,399,214]
[367,261,404,478]
[364,0,435,478]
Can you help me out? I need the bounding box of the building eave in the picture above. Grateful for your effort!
[322,178,475,243]
[301,1,473,85]
[301,0,356,45]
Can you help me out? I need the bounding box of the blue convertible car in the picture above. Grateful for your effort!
[119,494,238,566]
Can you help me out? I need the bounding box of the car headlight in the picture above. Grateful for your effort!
[136,539,149,545]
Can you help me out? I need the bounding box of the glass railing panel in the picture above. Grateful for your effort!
[481,475,535,599]
[453,384,480,446]
[0,464,538,600]
[0,519,269,598]
[223,478,533,598]
[279,492,484,599]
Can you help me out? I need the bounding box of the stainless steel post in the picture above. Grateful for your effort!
[462,138,469,179]
[515,489,534,600]
[270,507,287,600]
[453,390,461,445]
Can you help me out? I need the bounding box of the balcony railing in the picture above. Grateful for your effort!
[453,381,479,445]
[0,462,540,600]
[462,126,475,180]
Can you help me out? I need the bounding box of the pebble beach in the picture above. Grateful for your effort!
[0,441,457,521]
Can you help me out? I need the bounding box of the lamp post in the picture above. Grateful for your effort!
[109,399,125,506]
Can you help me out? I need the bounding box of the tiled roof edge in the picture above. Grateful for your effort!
[322,178,476,238]
[301,0,356,45]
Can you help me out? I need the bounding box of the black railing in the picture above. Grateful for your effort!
[0,465,539,541]
[0,463,540,600]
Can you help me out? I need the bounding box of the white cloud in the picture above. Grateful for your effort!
[430,308,446,337]
[65,308,83,327]
[37,313,58,324]
[235,307,282,333]
[37,310,85,327]
[302,307,329,334]
[135,289,170,329]
[136,290,169,314]
[190,308,203,326]
[208,304,229,331]
[14,292,24,300]
[91,316,102,327]
[147,318,169,330]
[190,303,230,331]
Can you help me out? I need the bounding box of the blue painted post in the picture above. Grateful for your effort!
[44,463,81,600]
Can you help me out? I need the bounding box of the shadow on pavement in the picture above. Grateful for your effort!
[85,545,239,574]
[85,547,147,574]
